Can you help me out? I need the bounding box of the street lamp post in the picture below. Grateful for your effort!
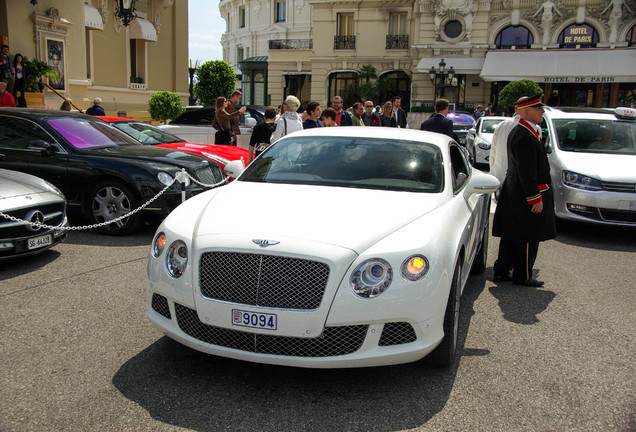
[188,59,199,106]
[428,59,455,104]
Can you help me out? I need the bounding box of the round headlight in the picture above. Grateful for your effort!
[350,259,392,298]
[157,172,173,186]
[152,232,166,257]
[401,255,429,281]
[166,240,188,278]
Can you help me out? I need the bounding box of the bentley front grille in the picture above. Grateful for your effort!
[151,293,171,319]
[199,252,330,309]
[379,322,417,346]
[175,303,367,357]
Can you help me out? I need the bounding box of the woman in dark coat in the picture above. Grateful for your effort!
[379,101,398,127]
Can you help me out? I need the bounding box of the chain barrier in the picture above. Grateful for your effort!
[0,168,228,232]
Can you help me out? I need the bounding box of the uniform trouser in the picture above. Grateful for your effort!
[494,239,540,282]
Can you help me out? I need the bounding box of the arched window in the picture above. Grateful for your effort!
[558,24,598,48]
[495,26,533,49]
[378,71,411,109]
[328,72,358,104]
[626,25,636,47]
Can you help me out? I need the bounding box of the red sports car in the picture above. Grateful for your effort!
[99,117,249,173]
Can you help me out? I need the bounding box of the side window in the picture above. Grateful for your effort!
[449,144,469,192]
[0,116,53,149]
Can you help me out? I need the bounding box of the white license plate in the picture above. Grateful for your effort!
[630,201,636,211]
[232,309,277,330]
[27,234,52,250]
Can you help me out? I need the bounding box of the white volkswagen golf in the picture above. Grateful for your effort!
[146,127,499,368]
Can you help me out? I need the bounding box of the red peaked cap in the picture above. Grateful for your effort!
[515,94,545,109]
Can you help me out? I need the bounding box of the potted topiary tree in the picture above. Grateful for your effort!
[23,56,58,107]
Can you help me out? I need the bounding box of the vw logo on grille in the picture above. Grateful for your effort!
[25,210,45,232]
[252,239,280,247]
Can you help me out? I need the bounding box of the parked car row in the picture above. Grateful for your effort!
[0,108,225,236]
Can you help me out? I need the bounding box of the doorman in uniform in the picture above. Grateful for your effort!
[492,94,556,287]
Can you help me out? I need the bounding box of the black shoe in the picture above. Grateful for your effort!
[514,279,544,287]
[493,273,513,282]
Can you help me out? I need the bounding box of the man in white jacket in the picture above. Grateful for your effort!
[489,96,529,184]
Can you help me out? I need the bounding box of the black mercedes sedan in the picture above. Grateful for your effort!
[0,109,224,235]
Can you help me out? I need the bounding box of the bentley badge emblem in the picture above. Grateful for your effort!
[252,239,280,247]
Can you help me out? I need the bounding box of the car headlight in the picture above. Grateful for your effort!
[166,240,188,278]
[201,152,230,165]
[476,136,491,150]
[152,232,166,257]
[401,255,429,281]
[157,171,191,187]
[563,170,602,191]
[350,259,392,298]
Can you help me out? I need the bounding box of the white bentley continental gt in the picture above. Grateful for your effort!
[146,127,500,368]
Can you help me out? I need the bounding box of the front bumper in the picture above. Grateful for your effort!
[554,184,636,226]
[147,292,443,368]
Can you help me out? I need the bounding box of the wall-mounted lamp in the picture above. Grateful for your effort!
[115,0,138,27]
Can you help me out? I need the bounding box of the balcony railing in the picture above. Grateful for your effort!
[334,35,356,50]
[386,34,409,50]
[129,82,147,90]
[269,39,313,50]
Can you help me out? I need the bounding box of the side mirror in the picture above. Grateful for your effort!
[224,159,245,179]
[244,117,257,128]
[27,140,54,156]
[544,135,552,154]
[468,128,476,135]
[463,170,500,199]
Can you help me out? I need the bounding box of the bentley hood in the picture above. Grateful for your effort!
[192,181,447,253]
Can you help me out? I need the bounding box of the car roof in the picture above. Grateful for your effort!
[0,107,101,120]
[279,125,452,147]
[544,107,621,120]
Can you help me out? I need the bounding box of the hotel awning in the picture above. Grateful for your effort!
[84,3,103,30]
[129,18,157,42]
[480,50,636,83]
[416,57,485,74]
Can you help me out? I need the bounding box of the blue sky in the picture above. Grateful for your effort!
[188,0,225,63]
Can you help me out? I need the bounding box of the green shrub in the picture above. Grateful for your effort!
[193,60,236,107]
[148,91,184,124]
[498,80,543,110]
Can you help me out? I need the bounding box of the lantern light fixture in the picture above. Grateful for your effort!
[115,0,138,27]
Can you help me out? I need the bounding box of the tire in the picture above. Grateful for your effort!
[427,263,461,367]
[471,215,489,274]
[87,180,141,235]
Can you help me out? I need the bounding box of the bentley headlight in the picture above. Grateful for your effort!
[166,240,188,278]
[401,255,429,281]
[350,259,392,298]
[152,232,166,257]
[157,171,190,187]
[563,170,602,191]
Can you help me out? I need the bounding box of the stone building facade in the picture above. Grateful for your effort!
[0,0,187,120]
[220,0,636,111]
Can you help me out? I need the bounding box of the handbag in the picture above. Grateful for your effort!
[215,125,235,145]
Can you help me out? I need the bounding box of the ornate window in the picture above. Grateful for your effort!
[495,26,533,49]
[335,13,355,49]
[275,1,286,23]
[239,6,245,28]
[558,24,598,48]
